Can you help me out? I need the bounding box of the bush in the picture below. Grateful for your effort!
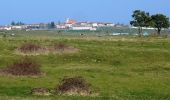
[54,43,69,51]
[31,88,51,96]
[3,57,41,76]
[56,76,92,96]
[18,43,42,53]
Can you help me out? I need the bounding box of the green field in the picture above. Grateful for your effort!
[0,30,170,100]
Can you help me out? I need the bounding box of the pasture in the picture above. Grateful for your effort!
[0,30,170,100]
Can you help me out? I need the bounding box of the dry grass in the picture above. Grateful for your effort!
[16,43,79,55]
[56,76,93,96]
[31,88,51,96]
[18,43,44,53]
[2,57,42,76]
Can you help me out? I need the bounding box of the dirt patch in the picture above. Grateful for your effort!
[31,88,51,96]
[56,76,93,96]
[54,43,69,50]
[18,43,44,53]
[16,43,79,55]
[51,43,79,54]
[2,57,42,76]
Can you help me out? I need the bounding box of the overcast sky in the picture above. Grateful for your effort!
[0,0,169,25]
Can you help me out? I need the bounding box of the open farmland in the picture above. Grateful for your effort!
[0,31,170,100]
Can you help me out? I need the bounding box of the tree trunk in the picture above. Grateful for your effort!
[140,27,143,36]
[157,28,161,35]
[138,27,143,37]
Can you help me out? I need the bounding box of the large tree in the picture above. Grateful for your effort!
[151,14,169,35]
[11,21,16,26]
[130,10,152,36]
[48,22,56,29]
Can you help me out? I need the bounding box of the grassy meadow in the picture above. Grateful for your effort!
[0,30,170,100]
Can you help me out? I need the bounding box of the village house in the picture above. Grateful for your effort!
[65,18,77,28]
[0,26,12,30]
[0,18,115,31]
[11,26,23,30]
[56,24,66,29]
[71,25,97,31]
[55,18,115,31]
[97,22,114,27]
[69,21,97,31]
[26,24,41,30]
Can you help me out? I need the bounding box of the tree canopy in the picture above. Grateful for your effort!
[130,10,170,36]
[11,21,25,26]
[151,14,169,35]
[48,22,56,29]
[130,10,152,36]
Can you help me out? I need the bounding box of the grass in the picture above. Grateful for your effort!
[0,31,170,99]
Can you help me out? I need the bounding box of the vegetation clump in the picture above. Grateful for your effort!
[18,43,43,53]
[3,57,41,76]
[56,76,92,96]
[17,42,78,55]
[54,43,69,50]
[31,88,51,96]
[53,42,79,54]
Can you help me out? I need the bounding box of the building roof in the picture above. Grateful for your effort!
[66,19,77,24]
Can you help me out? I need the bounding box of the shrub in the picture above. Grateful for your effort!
[54,43,69,51]
[31,88,51,96]
[56,76,92,96]
[3,57,41,76]
[18,43,42,53]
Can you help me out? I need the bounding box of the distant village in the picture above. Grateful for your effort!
[0,18,128,31]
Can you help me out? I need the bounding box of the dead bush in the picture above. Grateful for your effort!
[3,57,41,76]
[18,43,43,53]
[31,88,51,96]
[56,76,92,96]
[54,43,69,51]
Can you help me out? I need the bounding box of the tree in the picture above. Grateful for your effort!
[11,21,16,26]
[151,14,169,35]
[11,21,25,26]
[16,22,25,25]
[130,10,152,36]
[48,22,56,29]
[51,22,56,28]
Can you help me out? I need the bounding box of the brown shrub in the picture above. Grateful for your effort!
[56,76,92,96]
[18,43,43,53]
[54,43,69,51]
[3,57,41,76]
[31,88,51,96]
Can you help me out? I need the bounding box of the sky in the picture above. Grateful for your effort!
[0,0,169,25]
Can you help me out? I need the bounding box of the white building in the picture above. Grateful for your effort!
[105,23,115,27]
[71,26,96,31]
[0,26,12,30]
[92,23,98,27]
[56,24,66,29]
[11,26,22,30]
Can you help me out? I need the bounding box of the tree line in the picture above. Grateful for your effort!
[130,10,169,36]
[11,21,56,29]
[11,21,25,26]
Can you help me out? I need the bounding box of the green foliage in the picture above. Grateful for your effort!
[11,21,25,26]
[151,14,170,35]
[130,10,152,36]
[48,22,56,29]
[130,10,170,36]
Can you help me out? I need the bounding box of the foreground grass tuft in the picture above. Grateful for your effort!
[18,43,43,53]
[56,76,93,96]
[2,57,42,76]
